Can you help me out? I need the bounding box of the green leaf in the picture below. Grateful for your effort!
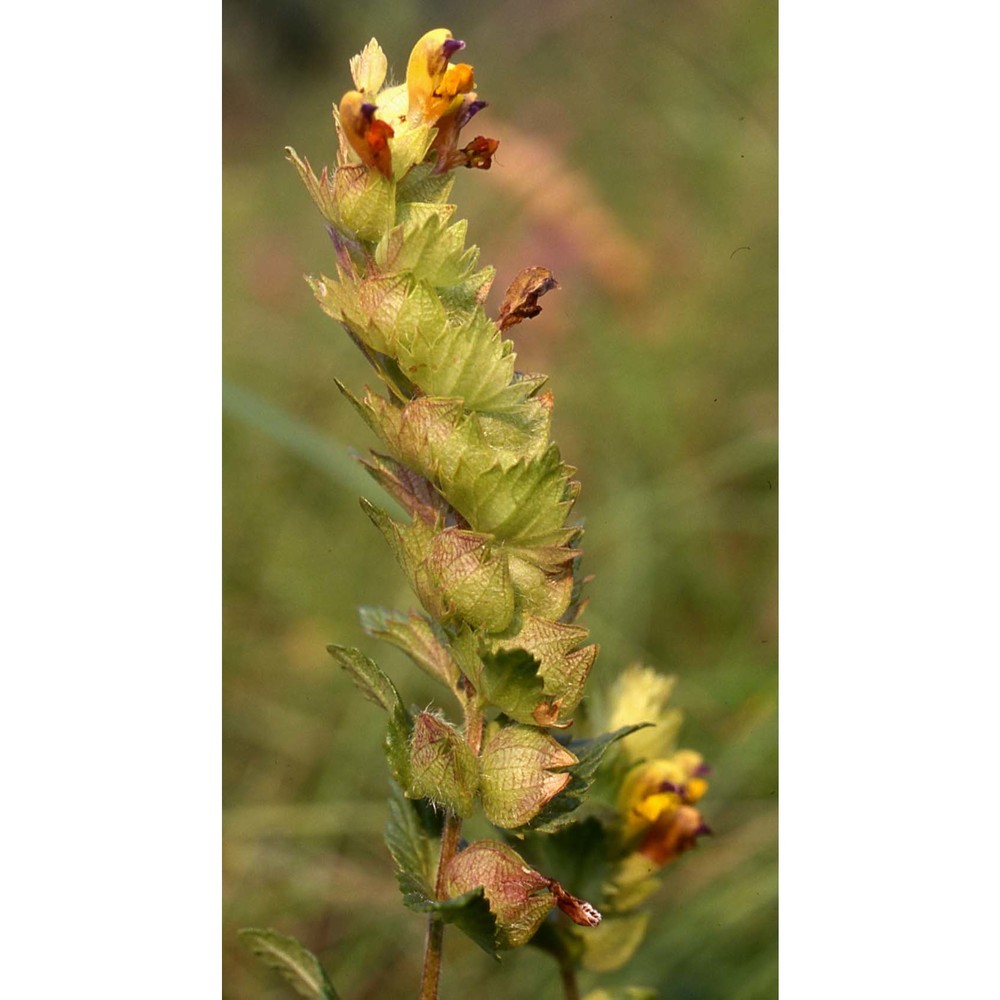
[238,928,339,999]
[326,646,413,789]
[359,605,459,688]
[405,884,501,959]
[385,780,442,905]
[579,912,652,973]
[326,644,399,712]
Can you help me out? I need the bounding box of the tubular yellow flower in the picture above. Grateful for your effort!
[406,28,469,123]
[337,90,394,178]
[616,751,711,867]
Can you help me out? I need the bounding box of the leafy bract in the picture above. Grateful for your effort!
[238,928,339,999]
[525,724,651,833]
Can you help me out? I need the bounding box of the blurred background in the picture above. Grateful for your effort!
[223,0,776,996]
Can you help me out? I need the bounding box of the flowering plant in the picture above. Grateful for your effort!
[239,30,710,1000]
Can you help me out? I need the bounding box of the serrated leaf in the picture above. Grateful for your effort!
[496,616,600,721]
[406,883,500,959]
[238,928,339,999]
[359,452,454,526]
[326,646,413,788]
[285,147,340,228]
[359,605,459,687]
[326,644,399,712]
[452,443,576,544]
[385,780,442,902]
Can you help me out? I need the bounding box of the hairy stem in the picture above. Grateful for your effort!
[418,694,483,999]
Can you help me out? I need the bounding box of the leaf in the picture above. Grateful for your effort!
[326,646,413,788]
[349,38,387,94]
[407,883,501,959]
[238,928,339,999]
[579,912,652,973]
[385,780,442,905]
[358,453,454,526]
[326,644,399,712]
[518,816,612,906]
[359,605,459,688]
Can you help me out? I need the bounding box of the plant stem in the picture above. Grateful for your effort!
[418,694,483,999]
[419,810,461,1000]
[557,952,580,1000]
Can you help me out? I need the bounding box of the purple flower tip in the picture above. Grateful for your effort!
[696,822,714,837]
[458,99,488,128]
[657,781,680,794]
[695,763,713,777]
[442,38,465,59]
[360,102,378,120]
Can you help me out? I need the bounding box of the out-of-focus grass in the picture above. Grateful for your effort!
[223,1,776,996]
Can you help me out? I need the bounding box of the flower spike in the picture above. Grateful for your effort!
[275,29,710,992]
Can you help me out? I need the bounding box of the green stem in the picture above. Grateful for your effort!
[418,692,483,999]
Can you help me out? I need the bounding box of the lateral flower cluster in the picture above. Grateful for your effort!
[285,30,617,956]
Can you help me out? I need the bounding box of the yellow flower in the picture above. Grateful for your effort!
[406,29,472,123]
[615,751,711,869]
[337,90,394,178]
[404,29,498,173]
